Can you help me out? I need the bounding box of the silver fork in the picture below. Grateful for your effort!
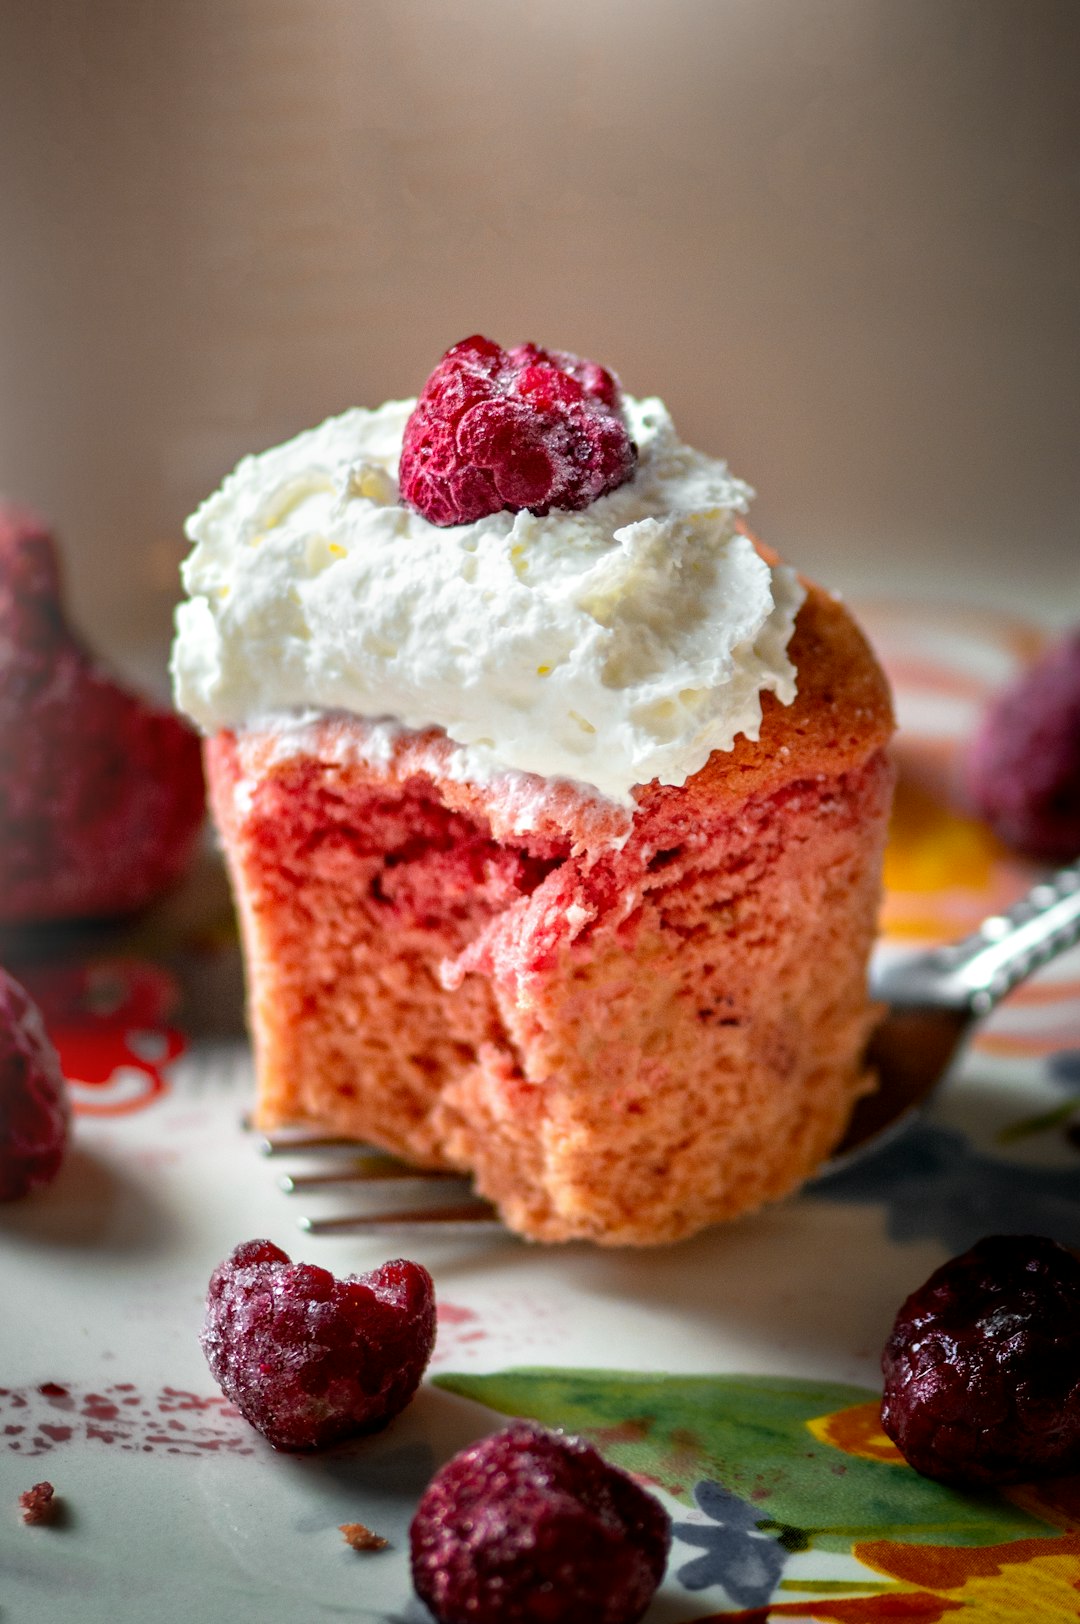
[259,1135,504,1235]
[259,861,1080,1235]
[832,859,1080,1164]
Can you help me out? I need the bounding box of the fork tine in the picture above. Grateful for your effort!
[279,1163,469,1191]
[258,1132,392,1157]
[298,1202,504,1236]
[258,1124,505,1235]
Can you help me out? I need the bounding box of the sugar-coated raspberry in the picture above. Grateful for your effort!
[200,1241,436,1451]
[0,503,206,923]
[0,967,70,1202]
[409,1420,671,1624]
[881,1234,1080,1485]
[964,629,1080,862]
[399,336,637,526]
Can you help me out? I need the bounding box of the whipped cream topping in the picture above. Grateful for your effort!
[172,397,805,806]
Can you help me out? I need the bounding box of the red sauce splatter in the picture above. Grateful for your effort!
[436,1302,481,1327]
[2,1382,254,1458]
[431,1301,492,1367]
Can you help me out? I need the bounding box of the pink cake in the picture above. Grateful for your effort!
[175,340,895,1245]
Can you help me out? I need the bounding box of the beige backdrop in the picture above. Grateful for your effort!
[1,0,1078,680]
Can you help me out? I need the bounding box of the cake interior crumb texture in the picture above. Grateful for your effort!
[207,578,894,1245]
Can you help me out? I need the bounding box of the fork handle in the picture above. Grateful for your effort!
[877,861,1080,1015]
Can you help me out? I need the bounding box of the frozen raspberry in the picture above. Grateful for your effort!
[0,967,69,1202]
[200,1240,435,1451]
[964,629,1080,862]
[399,336,637,526]
[881,1234,1080,1485]
[0,503,205,923]
[409,1420,671,1624]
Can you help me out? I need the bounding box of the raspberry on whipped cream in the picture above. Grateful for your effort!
[399,335,638,525]
[172,392,803,806]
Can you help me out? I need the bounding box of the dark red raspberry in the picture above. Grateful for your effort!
[409,1419,671,1624]
[881,1234,1080,1485]
[0,967,70,1202]
[0,503,206,923]
[200,1241,435,1451]
[399,336,637,525]
[964,629,1080,862]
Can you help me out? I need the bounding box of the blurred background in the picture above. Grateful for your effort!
[1,0,1077,686]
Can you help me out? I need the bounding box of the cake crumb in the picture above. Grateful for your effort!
[20,1482,57,1525]
[340,1520,388,1552]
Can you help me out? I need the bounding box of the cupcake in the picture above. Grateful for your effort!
[172,338,894,1245]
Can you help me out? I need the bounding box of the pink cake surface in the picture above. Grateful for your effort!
[207,576,894,1245]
